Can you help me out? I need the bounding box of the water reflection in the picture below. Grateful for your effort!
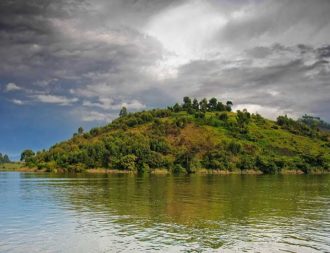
[0,172,329,252]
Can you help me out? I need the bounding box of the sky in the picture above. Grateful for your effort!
[0,0,330,160]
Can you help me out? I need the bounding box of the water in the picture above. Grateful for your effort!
[0,172,329,252]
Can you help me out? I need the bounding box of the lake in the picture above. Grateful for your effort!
[0,172,329,252]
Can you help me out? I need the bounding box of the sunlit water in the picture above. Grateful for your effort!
[0,172,329,252]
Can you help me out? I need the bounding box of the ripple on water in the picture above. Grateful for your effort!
[0,172,329,252]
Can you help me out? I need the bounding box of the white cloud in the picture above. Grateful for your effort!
[11,99,24,105]
[83,98,146,110]
[144,0,228,80]
[233,104,296,120]
[5,83,21,92]
[81,111,114,122]
[145,0,227,60]
[33,95,78,106]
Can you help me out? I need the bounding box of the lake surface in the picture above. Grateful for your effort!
[0,172,329,252]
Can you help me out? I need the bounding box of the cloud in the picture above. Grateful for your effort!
[11,99,24,105]
[168,43,330,119]
[217,0,330,49]
[82,98,146,110]
[33,94,78,106]
[0,0,329,123]
[76,110,115,122]
[5,83,21,92]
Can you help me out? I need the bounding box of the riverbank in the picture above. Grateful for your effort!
[85,168,328,175]
[2,166,329,175]
[0,163,28,171]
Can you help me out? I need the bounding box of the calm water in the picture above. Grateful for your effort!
[0,172,329,252]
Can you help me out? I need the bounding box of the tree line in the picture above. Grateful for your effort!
[0,153,11,163]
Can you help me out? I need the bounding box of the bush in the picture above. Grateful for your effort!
[227,141,242,154]
[239,156,255,171]
[219,113,228,121]
[172,164,186,174]
[117,154,137,171]
[256,156,278,174]
[202,150,229,170]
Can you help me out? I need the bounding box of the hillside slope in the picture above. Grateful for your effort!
[22,98,330,174]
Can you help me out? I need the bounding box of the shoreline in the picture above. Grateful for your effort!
[1,167,329,175]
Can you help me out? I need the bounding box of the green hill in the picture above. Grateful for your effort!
[21,97,330,174]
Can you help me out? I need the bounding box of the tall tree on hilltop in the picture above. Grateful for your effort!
[119,106,128,117]
[199,98,208,112]
[208,97,218,111]
[192,98,199,110]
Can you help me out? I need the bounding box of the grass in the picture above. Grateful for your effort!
[0,162,24,171]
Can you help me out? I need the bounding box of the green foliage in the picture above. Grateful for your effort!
[26,97,329,174]
[227,141,242,154]
[199,98,208,112]
[218,113,228,122]
[173,103,181,112]
[78,127,84,135]
[116,154,137,171]
[298,114,330,130]
[256,156,278,174]
[276,115,319,138]
[202,149,229,170]
[21,149,35,166]
[226,101,233,112]
[183,96,192,110]
[238,155,256,171]
[236,109,251,129]
[0,153,11,164]
[192,98,199,110]
[119,106,128,117]
[208,97,218,111]
[195,112,205,119]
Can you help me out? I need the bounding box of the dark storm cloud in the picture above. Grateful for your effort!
[176,44,330,119]
[0,0,168,113]
[0,0,329,123]
[218,0,330,47]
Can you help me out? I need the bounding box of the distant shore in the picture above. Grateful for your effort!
[1,165,329,175]
[85,168,324,175]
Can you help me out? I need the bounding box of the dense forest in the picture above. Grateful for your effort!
[0,153,11,164]
[20,97,330,174]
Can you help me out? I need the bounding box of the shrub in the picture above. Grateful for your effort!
[256,156,278,174]
[227,141,242,154]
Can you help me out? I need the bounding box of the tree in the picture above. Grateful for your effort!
[216,102,225,111]
[117,154,137,171]
[173,103,181,112]
[78,127,84,135]
[183,96,192,110]
[226,101,233,112]
[298,114,330,130]
[199,98,208,112]
[208,97,217,111]
[119,106,128,117]
[192,98,199,110]
[20,149,35,162]
[3,155,10,163]
[236,109,251,128]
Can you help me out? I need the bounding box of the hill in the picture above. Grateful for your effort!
[21,97,330,174]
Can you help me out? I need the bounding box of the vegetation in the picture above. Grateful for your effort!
[298,114,330,131]
[0,162,22,171]
[20,97,330,174]
[0,153,11,164]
